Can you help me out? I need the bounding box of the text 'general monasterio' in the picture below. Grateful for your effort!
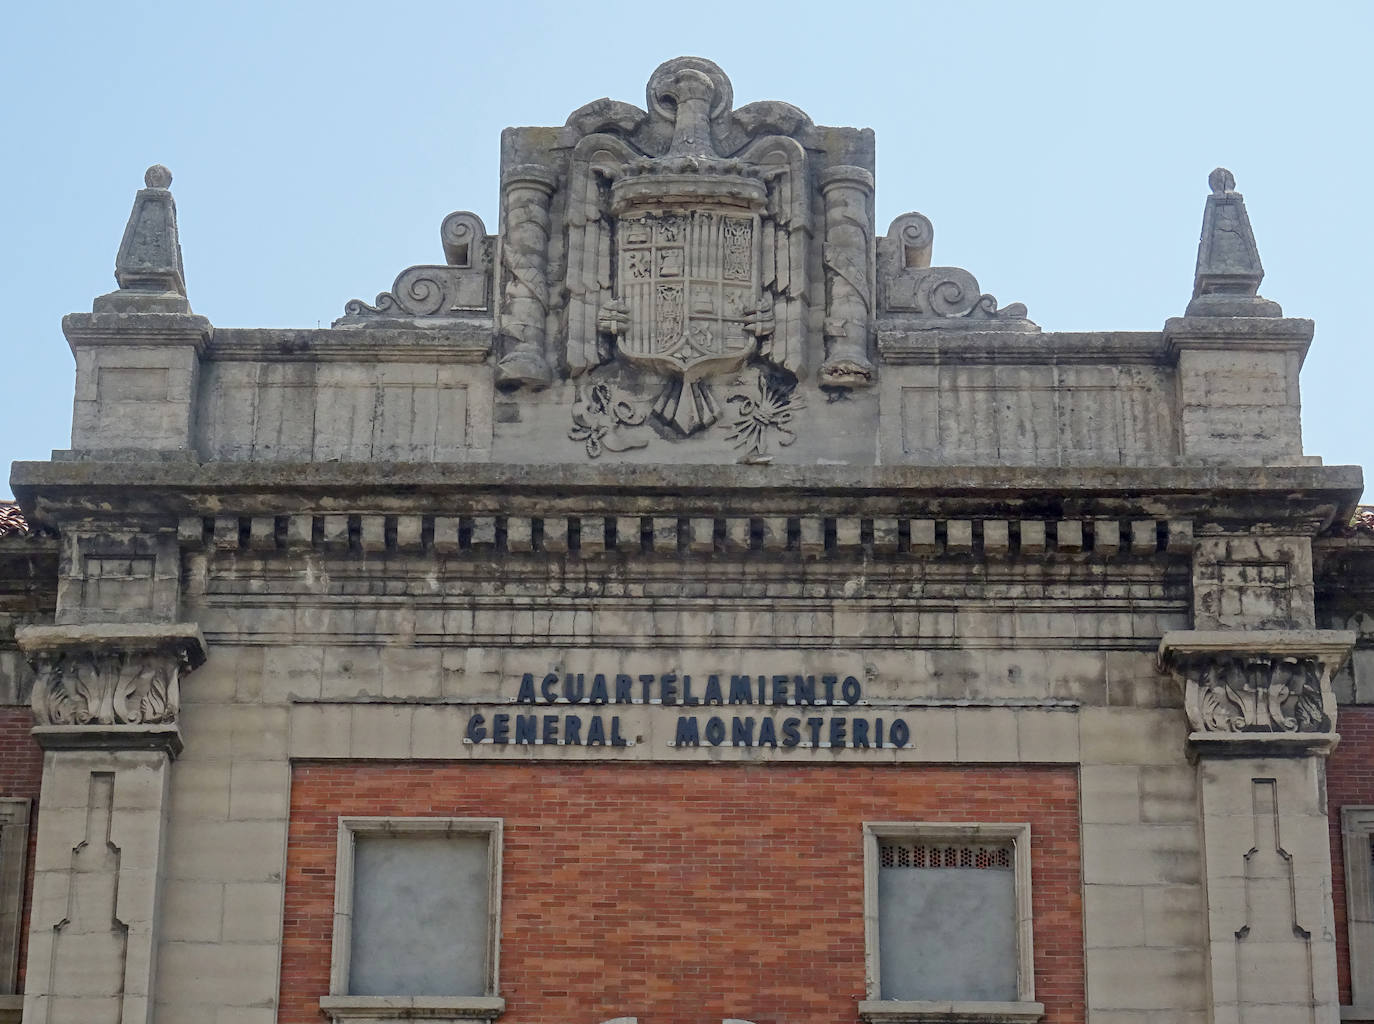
[460,672,913,750]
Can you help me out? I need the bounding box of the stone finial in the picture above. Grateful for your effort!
[1186,167,1281,317]
[144,163,173,189]
[93,164,191,313]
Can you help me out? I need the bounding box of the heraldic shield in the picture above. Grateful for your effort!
[612,207,769,434]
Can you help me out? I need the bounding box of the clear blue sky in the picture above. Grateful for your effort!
[2,1,1370,498]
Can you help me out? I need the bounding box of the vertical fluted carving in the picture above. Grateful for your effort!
[819,166,875,388]
[496,166,557,389]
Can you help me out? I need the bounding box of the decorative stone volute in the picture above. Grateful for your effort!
[1158,629,1355,757]
[341,211,492,322]
[1185,167,1282,318]
[93,164,191,314]
[877,212,1032,326]
[16,622,207,756]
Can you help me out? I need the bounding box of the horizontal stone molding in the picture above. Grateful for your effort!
[207,325,492,364]
[184,512,1193,561]
[1158,629,1355,757]
[857,1000,1045,1023]
[319,995,505,1022]
[28,723,183,756]
[1163,315,1315,359]
[61,312,212,356]
[878,328,1165,366]
[13,462,1362,539]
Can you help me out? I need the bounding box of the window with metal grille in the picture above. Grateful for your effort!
[864,823,1035,1012]
[878,840,1013,871]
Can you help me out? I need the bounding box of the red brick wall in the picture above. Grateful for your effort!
[0,707,42,991]
[1329,706,1374,1007]
[281,763,1084,1024]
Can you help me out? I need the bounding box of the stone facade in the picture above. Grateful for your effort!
[1,55,1371,1024]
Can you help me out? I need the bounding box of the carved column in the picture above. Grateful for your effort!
[819,165,875,389]
[16,623,206,1024]
[495,165,557,389]
[1160,629,1354,1024]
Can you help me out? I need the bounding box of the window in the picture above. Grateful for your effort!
[0,798,29,1024]
[321,817,503,1023]
[1343,808,1374,1015]
[860,822,1042,1023]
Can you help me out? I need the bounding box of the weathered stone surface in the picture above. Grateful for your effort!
[1187,168,1281,318]
[8,53,1370,1024]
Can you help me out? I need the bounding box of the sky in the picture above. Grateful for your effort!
[1,1,1370,499]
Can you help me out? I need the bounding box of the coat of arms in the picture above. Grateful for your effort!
[564,58,805,435]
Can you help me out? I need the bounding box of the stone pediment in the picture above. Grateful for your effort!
[69,59,1314,471]
[329,57,1033,461]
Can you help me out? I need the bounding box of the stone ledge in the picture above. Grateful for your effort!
[1158,629,1357,667]
[30,724,183,756]
[209,325,493,364]
[0,994,20,1024]
[857,999,1044,1023]
[878,329,1159,365]
[1187,730,1339,759]
[61,312,212,355]
[15,622,207,670]
[1163,315,1315,358]
[319,995,505,1022]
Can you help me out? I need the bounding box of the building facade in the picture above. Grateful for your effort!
[1,55,1373,1024]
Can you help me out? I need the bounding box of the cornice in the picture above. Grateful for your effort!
[10,462,1362,534]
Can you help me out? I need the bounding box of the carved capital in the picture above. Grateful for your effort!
[16,623,207,755]
[1158,629,1355,757]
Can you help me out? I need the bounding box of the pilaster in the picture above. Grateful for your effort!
[1161,629,1355,1024]
[15,622,205,1024]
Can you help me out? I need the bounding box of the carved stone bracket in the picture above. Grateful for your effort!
[1158,629,1355,758]
[877,213,1033,330]
[15,623,207,756]
[341,212,492,323]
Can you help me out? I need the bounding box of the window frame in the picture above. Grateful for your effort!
[323,816,504,1023]
[860,821,1043,1024]
[1342,807,1374,1016]
[0,798,30,997]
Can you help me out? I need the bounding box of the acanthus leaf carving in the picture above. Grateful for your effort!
[1158,631,1355,749]
[30,649,184,728]
[17,624,206,739]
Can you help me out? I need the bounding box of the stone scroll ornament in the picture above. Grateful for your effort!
[878,212,1029,321]
[556,58,823,434]
[343,212,492,319]
[30,649,187,727]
